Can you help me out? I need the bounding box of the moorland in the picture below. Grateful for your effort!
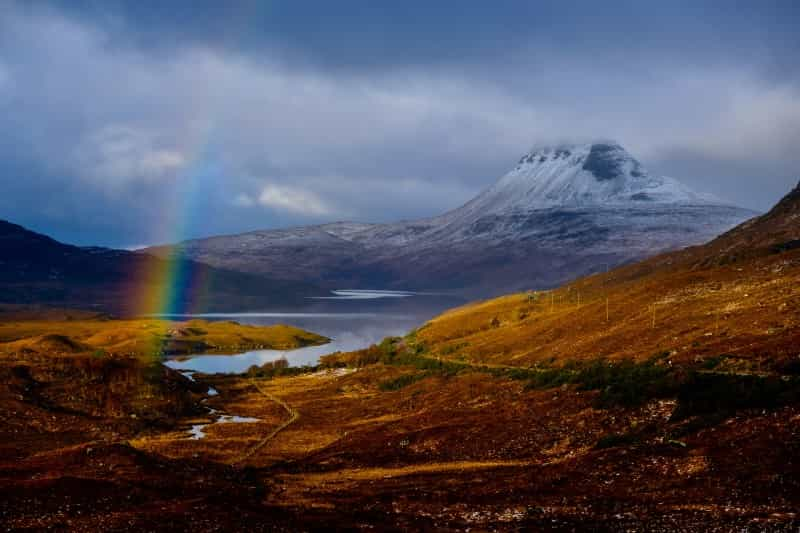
[1,183,799,530]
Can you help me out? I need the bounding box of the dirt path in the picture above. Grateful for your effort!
[229,379,299,466]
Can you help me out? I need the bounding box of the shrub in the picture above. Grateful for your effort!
[576,358,675,407]
[671,373,800,420]
[700,355,726,370]
[378,372,430,391]
[595,431,641,449]
[245,358,315,379]
[524,357,676,408]
[524,367,575,389]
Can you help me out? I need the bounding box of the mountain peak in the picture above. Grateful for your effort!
[517,142,644,184]
[582,143,643,181]
[469,141,721,213]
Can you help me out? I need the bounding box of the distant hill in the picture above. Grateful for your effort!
[148,142,756,296]
[0,220,322,315]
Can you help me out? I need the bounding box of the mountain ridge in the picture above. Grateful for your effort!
[0,219,322,314]
[147,142,757,295]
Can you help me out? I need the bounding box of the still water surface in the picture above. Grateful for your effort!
[163,290,460,374]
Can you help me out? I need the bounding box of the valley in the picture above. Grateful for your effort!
[4,3,797,530]
[1,182,798,530]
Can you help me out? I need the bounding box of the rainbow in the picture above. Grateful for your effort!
[129,3,275,317]
[133,145,218,317]
[134,248,212,317]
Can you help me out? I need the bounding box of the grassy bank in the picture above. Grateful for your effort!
[0,316,329,360]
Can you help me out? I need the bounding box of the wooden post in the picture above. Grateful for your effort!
[652,304,656,329]
[606,297,609,322]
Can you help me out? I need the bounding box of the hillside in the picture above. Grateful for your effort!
[0,317,328,359]
[0,220,322,314]
[412,180,800,370]
[148,143,755,295]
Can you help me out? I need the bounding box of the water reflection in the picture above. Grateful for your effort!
[161,292,463,373]
[165,318,417,373]
[309,289,416,300]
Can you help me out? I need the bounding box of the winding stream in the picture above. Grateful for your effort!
[159,290,461,439]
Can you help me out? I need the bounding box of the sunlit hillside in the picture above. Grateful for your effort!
[417,182,800,372]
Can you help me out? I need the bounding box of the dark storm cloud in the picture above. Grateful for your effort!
[0,1,798,247]
[42,1,800,77]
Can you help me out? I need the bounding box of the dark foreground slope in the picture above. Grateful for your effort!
[0,220,322,314]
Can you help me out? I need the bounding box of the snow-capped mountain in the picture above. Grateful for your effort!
[465,142,716,211]
[148,142,758,295]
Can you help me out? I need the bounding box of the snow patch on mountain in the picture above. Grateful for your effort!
[456,142,720,216]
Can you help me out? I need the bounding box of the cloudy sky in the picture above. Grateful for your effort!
[1,1,798,247]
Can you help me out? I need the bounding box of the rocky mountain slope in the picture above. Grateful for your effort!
[0,220,321,314]
[150,142,756,295]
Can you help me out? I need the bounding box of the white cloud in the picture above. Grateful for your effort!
[257,184,333,216]
[72,125,186,191]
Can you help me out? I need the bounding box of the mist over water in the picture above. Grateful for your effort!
[163,290,463,373]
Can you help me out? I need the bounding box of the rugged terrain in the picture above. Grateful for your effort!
[1,183,798,530]
[150,143,756,295]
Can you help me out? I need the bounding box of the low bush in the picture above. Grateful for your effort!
[524,357,676,407]
[700,355,726,370]
[378,372,431,391]
[594,431,641,449]
[245,358,316,379]
[671,373,800,420]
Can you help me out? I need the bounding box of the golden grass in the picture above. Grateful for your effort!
[0,317,328,359]
[417,251,800,368]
